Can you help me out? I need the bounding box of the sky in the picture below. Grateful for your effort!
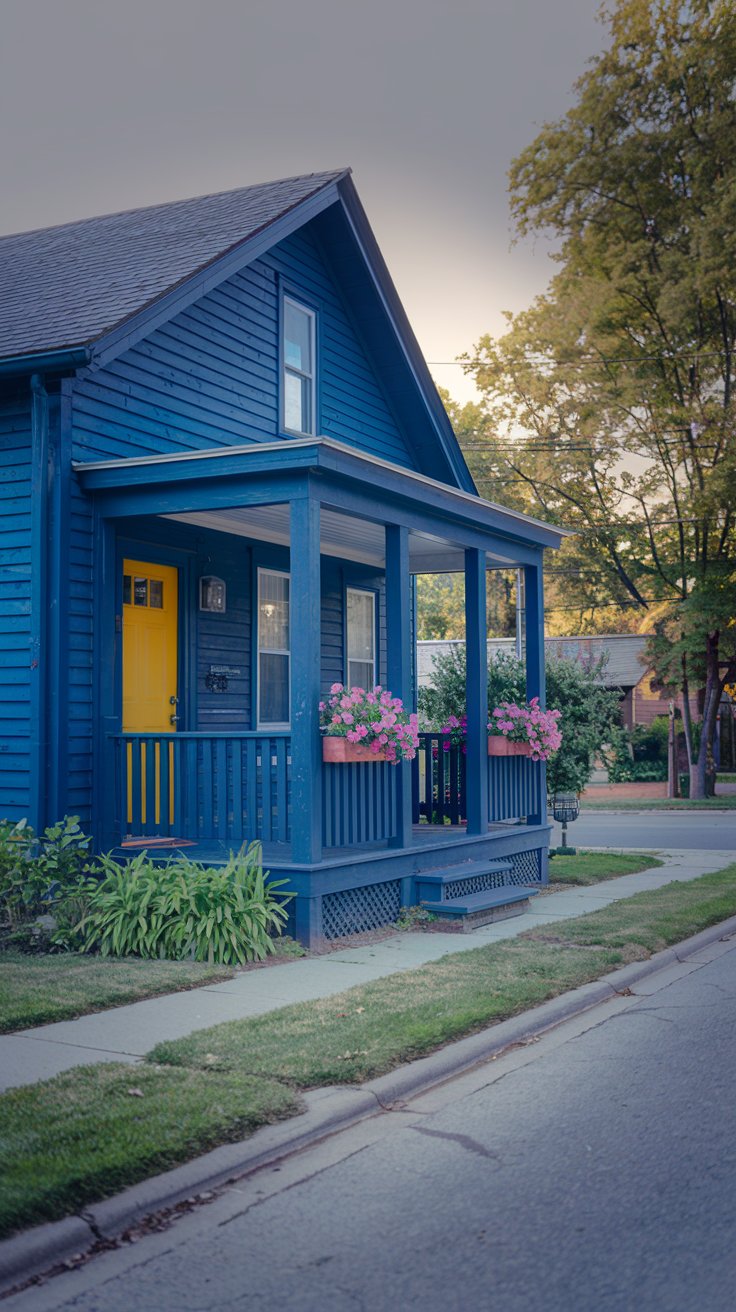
[0,0,604,404]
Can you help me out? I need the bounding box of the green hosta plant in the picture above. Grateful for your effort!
[66,843,292,965]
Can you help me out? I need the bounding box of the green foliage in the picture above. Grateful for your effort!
[448,0,736,766]
[0,817,91,932]
[416,571,516,640]
[607,717,669,782]
[64,843,292,966]
[419,648,620,795]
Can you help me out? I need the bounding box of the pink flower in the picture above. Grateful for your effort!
[331,714,341,725]
[370,741,381,754]
[342,711,354,725]
[366,692,377,704]
[330,683,344,695]
[346,729,358,743]
[318,701,326,712]
[379,733,388,744]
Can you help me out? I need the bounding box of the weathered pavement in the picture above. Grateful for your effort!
[6,906,736,1310]
[2,847,732,1091]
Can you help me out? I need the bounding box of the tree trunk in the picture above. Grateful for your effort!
[681,655,695,795]
[692,632,721,799]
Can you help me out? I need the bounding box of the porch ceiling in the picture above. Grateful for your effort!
[161,505,521,571]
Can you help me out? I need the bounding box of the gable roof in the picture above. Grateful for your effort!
[0,170,347,360]
[0,168,477,493]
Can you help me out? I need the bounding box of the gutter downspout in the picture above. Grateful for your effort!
[29,374,49,833]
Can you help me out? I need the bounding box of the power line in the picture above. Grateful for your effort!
[429,349,733,368]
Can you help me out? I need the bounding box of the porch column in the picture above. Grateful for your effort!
[385,524,413,849]
[524,559,546,826]
[289,496,323,863]
[465,548,489,835]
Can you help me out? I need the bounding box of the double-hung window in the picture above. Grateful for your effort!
[346,588,376,690]
[257,568,290,727]
[283,296,316,435]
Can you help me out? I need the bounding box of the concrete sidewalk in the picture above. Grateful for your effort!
[2,846,733,1092]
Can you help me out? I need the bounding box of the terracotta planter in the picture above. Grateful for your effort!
[487,735,533,758]
[322,736,389,763]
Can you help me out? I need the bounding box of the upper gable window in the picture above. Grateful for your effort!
[283,297,316,436]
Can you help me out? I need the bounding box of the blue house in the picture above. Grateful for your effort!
[0,169,566,945]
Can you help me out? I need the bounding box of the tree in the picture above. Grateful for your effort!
[454,0,736,797]
[418,649,621,795]
[415,570,517,640]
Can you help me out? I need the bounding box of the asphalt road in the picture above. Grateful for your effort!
[552,808,736,851]
[12,932,736,1311]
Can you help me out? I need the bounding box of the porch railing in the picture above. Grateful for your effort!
[412,733,544,825]
[109,733,291,846]
[108,733,399,850]
[322,760,397,847]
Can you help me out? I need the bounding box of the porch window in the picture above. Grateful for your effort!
[258,568,290,727]
[346,588,375,690]
[283,297,315,435]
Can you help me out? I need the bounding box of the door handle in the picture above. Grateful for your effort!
[170,696,179,706]
[170,714,181,725]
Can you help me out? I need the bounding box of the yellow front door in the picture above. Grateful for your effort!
[122,560,178,824]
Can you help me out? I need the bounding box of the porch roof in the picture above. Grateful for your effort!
[73,435,572,557]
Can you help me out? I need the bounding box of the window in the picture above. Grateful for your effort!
[283,296,315,435]
[346,589,375,690]
[123,573,164,609]
[258,569,290,726]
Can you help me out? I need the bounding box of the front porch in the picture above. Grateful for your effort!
[76,437,561,948]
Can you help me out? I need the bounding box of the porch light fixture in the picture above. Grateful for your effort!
[199,575,227,613]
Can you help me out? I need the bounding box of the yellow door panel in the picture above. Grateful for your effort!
[122,559,178,825]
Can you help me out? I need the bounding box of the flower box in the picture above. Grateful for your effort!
[322,736,389,763]
[487,736,533,758]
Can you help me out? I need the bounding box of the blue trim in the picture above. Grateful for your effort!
[465,548,489,835]
[46,386,72,824]
[289,497,322,863]
[0,348,91,379]
[29,375,49,833]
[524,558,547,826]
[385,523,412,848]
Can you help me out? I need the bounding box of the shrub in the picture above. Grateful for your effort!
[418,649,621,794]
[62,842,292,965]
[0,816,91,932]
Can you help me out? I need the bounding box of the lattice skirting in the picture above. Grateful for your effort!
[443,867,509,900]
[322,879,402,939]
[508,849,543,883]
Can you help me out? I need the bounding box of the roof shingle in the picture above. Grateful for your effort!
[0,170,346,360]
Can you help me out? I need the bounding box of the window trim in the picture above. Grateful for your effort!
[280,288,318,437]
[345,586,377,691]
[256,566,291,729]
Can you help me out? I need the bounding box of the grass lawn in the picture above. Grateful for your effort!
[547,850,663,885]
[580,796,736,810]
[2,862,736,1239]
[0,953,237,1034]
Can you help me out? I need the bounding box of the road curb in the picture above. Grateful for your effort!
[3,909,736,1295]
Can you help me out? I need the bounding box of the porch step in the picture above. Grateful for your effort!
[421,885,538,933]
[415,860,513,904]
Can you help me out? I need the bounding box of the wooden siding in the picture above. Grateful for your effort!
[70,225,418,471]
[68,469,94,821]
[0,395,32,818]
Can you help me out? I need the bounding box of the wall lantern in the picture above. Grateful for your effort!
[199,575,227,613]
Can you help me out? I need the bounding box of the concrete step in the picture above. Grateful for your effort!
[420,884,538,933]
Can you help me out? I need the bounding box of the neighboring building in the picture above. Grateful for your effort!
[418,633,691,728]
[0,170,568,944]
